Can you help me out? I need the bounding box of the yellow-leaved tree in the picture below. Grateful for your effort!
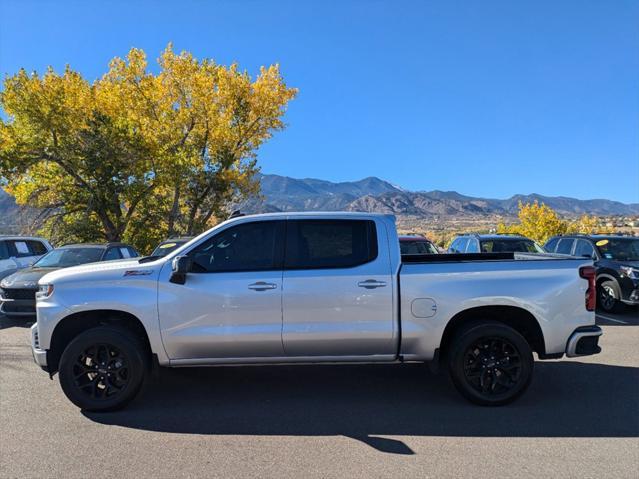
[498,201,601,244]
[0,44,297,252]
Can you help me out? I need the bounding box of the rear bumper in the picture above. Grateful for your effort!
[565,325,602,357]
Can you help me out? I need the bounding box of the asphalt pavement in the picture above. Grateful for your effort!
[1,309,638,479]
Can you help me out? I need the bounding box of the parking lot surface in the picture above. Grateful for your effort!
[1,310,638,479]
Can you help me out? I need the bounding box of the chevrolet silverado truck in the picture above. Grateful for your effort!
[31,212,602,411]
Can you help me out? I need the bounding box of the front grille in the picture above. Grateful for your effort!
[1,288,36,300]
[2,302,36,313]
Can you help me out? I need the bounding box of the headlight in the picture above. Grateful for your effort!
[620,266,639,279]
[36,284,54,299]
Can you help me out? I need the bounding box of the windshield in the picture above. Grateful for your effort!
[151,241,187,257]
[595,238,639,261]
[34,248,104,268]
[400,240,438,255]
[481,239,544,253]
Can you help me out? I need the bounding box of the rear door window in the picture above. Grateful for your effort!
[11,241,32,257]
[545,238,559,253]
[466,239,479,253]
[27,240,48,256]
[574,239,595,258]
[556,239,575,255]
[103,248,122,261]
[0,241,9,260]
[285,220,378,269]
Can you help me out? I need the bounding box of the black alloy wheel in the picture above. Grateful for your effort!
[462,337,522,396]
[58,326,147,411]
[448,321,534,406]
[72,343,130,400]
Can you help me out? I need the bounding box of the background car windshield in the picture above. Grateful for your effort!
[400,241,437,254]
[34,248,104,268]
[595,238,639,261]
[481,240,543,253]
[151,242,185,257]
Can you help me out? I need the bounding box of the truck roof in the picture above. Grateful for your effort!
[226,211,395,221]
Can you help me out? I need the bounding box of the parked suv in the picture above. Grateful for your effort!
[0,242,138,318]
[0,236,52,282]
[399,235,439,255]
[544,234,639,313]
[448,234,545,254]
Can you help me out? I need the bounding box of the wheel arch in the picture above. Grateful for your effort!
[439,305,546,359]
[48,309,152,375]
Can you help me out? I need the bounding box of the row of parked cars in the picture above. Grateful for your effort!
[1,229,637,320]
[400,232,639,313]
[0,236,192,318]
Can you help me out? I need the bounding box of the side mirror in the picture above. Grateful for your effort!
[170,255,192,285]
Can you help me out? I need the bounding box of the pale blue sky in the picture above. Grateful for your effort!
[1,0,637,202]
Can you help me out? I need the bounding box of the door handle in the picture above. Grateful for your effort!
[248,281,278,291]
[357,279,387,289]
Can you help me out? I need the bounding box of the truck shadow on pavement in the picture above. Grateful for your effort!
[85,361,639,454]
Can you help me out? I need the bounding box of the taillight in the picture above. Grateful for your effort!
[579,266,596,311]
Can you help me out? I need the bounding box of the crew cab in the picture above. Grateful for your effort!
[31,213,601,411]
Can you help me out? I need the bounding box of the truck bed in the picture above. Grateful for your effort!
[401,252,578,263]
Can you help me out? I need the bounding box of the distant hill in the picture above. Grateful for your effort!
[2,175,638,233]
[243,174,639,217]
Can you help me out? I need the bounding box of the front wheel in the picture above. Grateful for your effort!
[58,326,148,411]
[448,322,534,406]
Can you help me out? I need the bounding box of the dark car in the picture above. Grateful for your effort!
[448,234,545,254]
[399,235,439,255]
[150,237,194,258]
[0,243,139,318]
[544,234,639,313]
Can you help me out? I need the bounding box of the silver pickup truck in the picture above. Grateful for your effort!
[31,212,602,411]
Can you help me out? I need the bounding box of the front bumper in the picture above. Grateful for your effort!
[565,325,602,357]
[30,323,48,370]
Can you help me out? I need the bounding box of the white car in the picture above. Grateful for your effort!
[0,236,52,282]
[30,213,601,411]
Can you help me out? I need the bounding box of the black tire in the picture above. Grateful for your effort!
[58,326,148,411]
[597,280,624,313]
[448,321,534,406]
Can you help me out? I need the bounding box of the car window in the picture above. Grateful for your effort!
[11,240,32,257]
[127,247,139,258]
[400,241,437,255]
[556,239,575,255]
[574,240,595,258]
[27,240,48,256]
[190,221,285,273]
[545,238,559,253]
[481,239,541,253]
[285,219,377,270]
[34,248,105,268]
[103,248,122,261]
[466,239,479,253]
[0,241,9,261]
[119,247,132,258]
[458,238,470,253]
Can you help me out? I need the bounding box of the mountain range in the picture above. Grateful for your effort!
[1,175,638,233]
[242,174,639,217]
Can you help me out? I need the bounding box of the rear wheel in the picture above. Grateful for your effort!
[448,322,534,406]
[598,280,624,313]
[58,326,148,411]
